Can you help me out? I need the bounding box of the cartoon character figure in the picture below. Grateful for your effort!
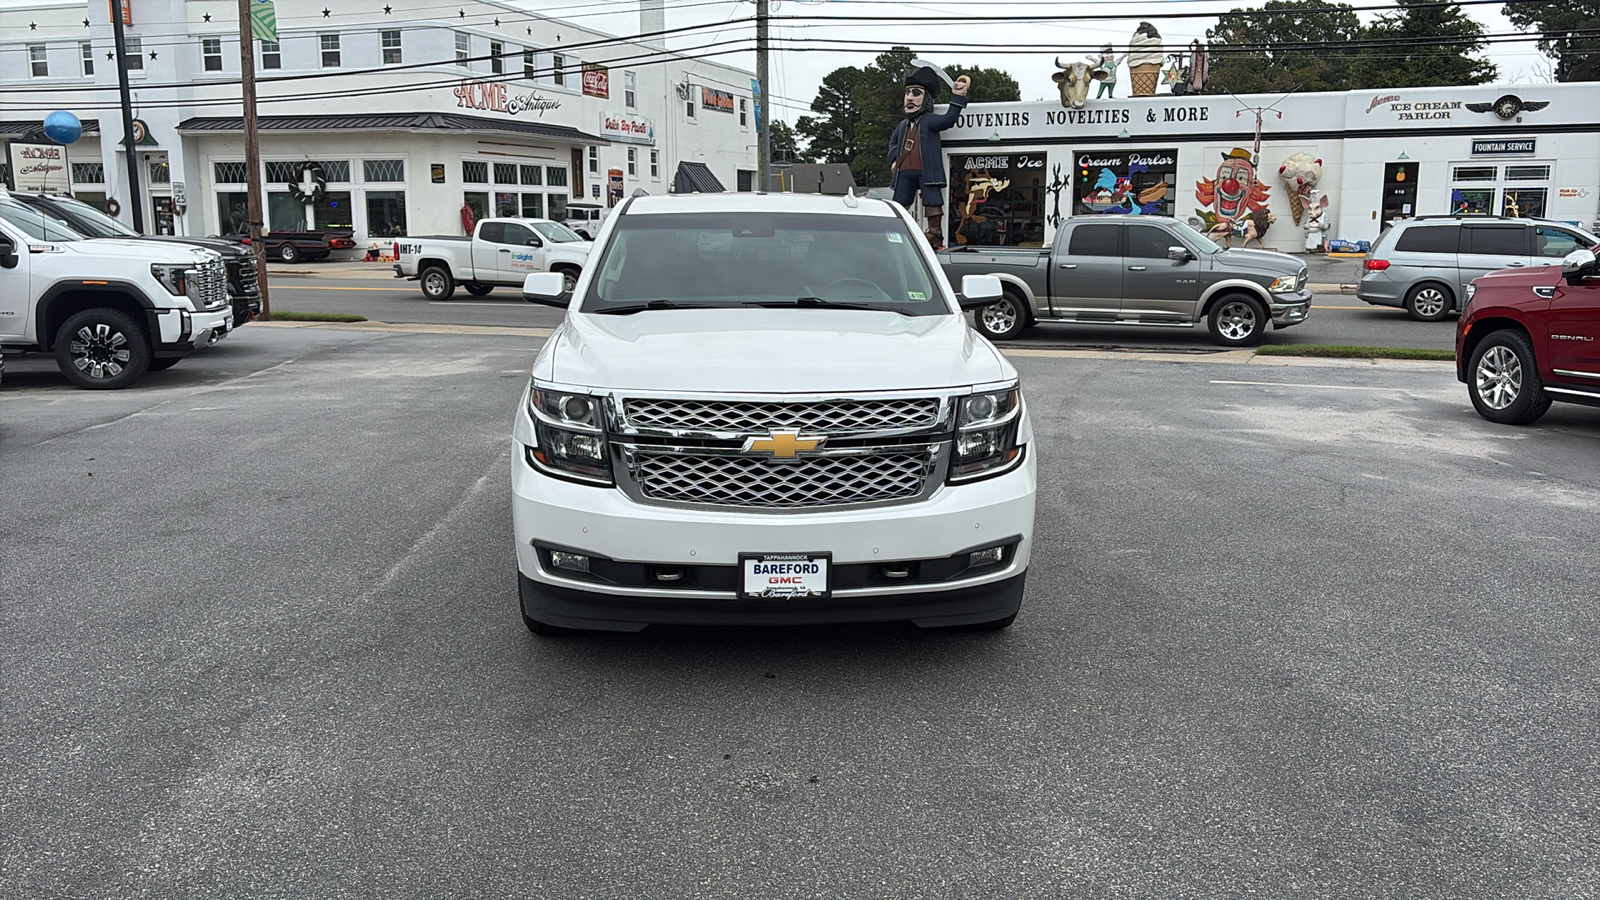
[1195,148,1271,231]
[889,63,971,250]
[1304,191,1331,252]
[1208,208,1276,249]
[955,170,1012,246]
[1086,44,1126,99]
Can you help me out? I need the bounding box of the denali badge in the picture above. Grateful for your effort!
[1552,335,1595,342]
[742,428,825,458]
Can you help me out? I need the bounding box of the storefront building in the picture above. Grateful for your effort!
[0,0,757,243]
[941,81,1600,253]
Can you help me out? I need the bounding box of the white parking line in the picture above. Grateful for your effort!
[1211,380,1411,391]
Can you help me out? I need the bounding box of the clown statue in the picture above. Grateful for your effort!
[889,63,970,250]
[1086,44,1126,99]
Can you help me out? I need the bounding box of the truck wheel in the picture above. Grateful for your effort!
[277,243,300,264]
[1468,330,1552,425]
[465,283,494,296]
[1404,283,1453,322]
[421,265,456,300]
[552,267,580,294]
[974,290,1031,341]
[55,308,151,390]
[1207,294,1267,347]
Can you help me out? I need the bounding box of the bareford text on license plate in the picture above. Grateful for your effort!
[740,554,830,599]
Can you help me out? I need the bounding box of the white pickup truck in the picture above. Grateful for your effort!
[511,192,1037,634]
[0,191,233,389]
[393,217,592,300]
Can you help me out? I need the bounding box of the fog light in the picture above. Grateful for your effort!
[550,551,590,573]
[969,546,1004,568]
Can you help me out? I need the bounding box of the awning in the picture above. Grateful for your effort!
[672,161,725,193]
[0,119,101,141]
[175,112,608,145]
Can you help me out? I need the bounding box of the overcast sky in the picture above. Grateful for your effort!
[521,0,1553,122]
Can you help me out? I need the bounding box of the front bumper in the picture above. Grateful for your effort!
[1269,289,1313,328]
[152,308,233,354]
[512,440,1037,631]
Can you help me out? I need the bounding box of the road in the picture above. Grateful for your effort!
[260,253,1454,352]
[4,325,1597,897]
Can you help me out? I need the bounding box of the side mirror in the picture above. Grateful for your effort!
[1562,248,1597,284]
[1167,246,1193,261]
[956,274,1004,310]
[527,235,544,248]
[0,237,17,269]
[522,271,571,308]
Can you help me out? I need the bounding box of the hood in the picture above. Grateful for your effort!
[58,238,219,265]
[1474,262,1563,289]
[140,235,251,259]
[1212,247,1304,274]
[548,241,593,261]
[541,309,1011,393]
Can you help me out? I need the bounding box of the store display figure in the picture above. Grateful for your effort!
[1127,21,1165,97]
[1086,44,1125,99]
[889,61,971,250]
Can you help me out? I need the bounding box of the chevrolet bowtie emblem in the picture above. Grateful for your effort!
[742,428,825,458]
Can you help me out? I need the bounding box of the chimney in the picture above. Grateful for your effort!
[640,0,666,49]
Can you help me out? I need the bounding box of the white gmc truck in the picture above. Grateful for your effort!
[0,191,233,389]
[511,193,1037,634]
[393,217,592,300]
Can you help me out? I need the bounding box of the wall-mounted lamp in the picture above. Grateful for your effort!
[1397,152,1410,160]
[987,131,1001,142]
[1116,128,1130,140]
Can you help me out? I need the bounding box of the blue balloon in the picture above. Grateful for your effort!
[43,110,83,145]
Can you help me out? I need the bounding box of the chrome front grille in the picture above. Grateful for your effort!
[233,256,260,300]
[627,447,936,508]
[622,397,942,434]
[192,259,229,311]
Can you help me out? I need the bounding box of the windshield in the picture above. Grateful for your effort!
[1170,219,1223,254]
[581,211,947,316]
[531,221,584,243]
[0,196,87,241]
[42,196,138,237]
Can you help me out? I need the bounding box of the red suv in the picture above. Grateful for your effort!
[1457,248,1600,424]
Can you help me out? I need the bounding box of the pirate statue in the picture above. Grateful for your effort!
[889,61,970,250]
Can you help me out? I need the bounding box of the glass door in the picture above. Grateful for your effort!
[1381,162,1419,228]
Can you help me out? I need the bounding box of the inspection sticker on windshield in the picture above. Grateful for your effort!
[740,553,831,600]
[907,291,927,301]
[886,232,904,243]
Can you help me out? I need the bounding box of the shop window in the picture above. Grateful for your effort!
[463,191,489,223]
[363,159,404,182]
[494,163,519,185]
[950,151,1054,247]
[463,160,488,183]
[81,42,94,76]
[456,32,470,67]
[71,162,105,184]
[315,192,354,231]
[624,71,636,108]
[739,98,748,128]
[546,168,567,188]
[1502,188,1546,219]
[521,165,543,186]
[202,38,223,72]
[382,31,402,65]
[124,38,143,71]
[490,41,504,75]
[320,34,341,68]
[521,194,544,218]
[1534,226,1586,259]
[627,149,636,176]
[588,146,599,174]
[1381,162,1419,228]
[1504,165,1552,182]
[29,45,48,78]
[524,49,536,80]
[548,194,567,222]
[685,98,696,119]
[148,161,171,184]
[266,161,299,183]
[366,190,407,237]
[261,41,281,70]
[217,191,250,234]
[214,161,247,183]
[1452,165,1496,182]
[268,192,306,230]
[552,54,567,87]
[495,192,519,217]
[319,161,351,182]
[737,170,754,192]
[650,151,659,179]
[1450,189,1495,216]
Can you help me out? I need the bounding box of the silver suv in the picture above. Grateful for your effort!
[1358,216,1598,321]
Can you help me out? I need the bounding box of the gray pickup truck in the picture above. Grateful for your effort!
[938,216,1312,346]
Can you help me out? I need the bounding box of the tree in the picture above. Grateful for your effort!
[1504,1,1600,82]
[795,66,864,166]
[1204,0,1364,94]
[945,65,1022,104]
[1350,0,1497,88]
[848,47,918,187]
[768,119,805,165]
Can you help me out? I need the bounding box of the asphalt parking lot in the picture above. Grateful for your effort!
[4,326,1599,897]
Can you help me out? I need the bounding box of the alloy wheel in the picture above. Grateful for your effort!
[981,298,1017,334]
[1412,287,1447,318]
[1474,345,1522,410]
[1215,300,1259,342]
[69,323,132,380]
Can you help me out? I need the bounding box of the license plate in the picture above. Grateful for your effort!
[739,553,830,600]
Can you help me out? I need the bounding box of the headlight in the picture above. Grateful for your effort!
[151,263,191,297]
[526,386,612,484]
[950,384,1024,483]
[1268,275,1297,293]
[1465,283,1477,303]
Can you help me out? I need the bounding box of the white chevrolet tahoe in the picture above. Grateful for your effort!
[393,217,591,300]
[0,192,232,389]
[511,193,1037,633]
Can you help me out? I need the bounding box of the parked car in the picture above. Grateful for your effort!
[511,192,1036,634]
[1359,215,1598,322]
[12,192,261,328]
[1457,247,1600,424]
[229,230,358,264]
[393,217,591,300]
[0,192,232,389]
[937,215,1311,346]
[562,202,609,240]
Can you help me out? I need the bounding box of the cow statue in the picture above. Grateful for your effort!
[1052,58,1094,110]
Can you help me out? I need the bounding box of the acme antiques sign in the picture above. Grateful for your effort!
[7,142,68,193]
[454,79,561,117]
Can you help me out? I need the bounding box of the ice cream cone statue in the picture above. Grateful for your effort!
[1277,152,1323,225]
[1127,22,1164,97]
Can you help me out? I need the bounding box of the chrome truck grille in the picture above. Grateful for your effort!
[192,258,230,311]
[610,393,953,511]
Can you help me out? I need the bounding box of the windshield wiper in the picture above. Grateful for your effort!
[743,297,910,314]
[592,300,722,315]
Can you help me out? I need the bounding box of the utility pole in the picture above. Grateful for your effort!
[756,0,769,192]
[238,0,271,318]
[109,0,144,233]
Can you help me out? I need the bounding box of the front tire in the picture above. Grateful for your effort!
[1404,283,1453,322]
[55,308,151,390]
[277,243,301,264]
[1207,294,1268,347]
[420,265,456,301]
[1467,330,1552,425]
[552,267,580,295]
[973,290,1031,341]
[465,283,494,296]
